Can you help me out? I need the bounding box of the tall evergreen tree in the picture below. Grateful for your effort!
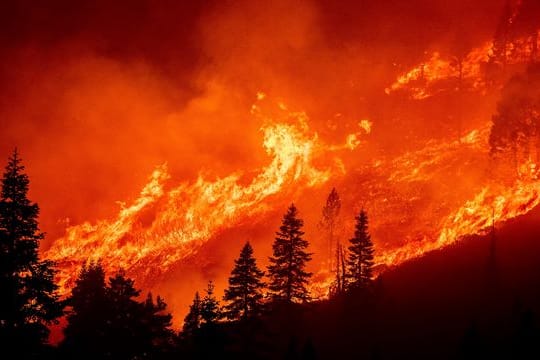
[268,204,312,303]
[183,291,202,336]
[346,209,375,289]
[62,261,109,357]
[105,270,144,358]
[200,281,221,325]
[319,188,341,272]
[223,241,265,320]
[0,149,63,354]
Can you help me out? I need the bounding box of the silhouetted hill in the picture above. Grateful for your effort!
[196,206,540,359]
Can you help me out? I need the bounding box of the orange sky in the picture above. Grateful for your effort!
[1,0,519,323]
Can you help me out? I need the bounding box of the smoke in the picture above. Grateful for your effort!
[0,0,513,323]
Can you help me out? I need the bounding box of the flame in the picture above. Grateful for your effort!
[358,119,372,134]
[44,88,540,303]
[381,179,540,266]
[340,119,373,150]
[386,28,539,99]
[312,122,540,296]
[385,42,493,99]
[45,97,346,293]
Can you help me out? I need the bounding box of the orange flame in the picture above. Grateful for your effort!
[45,99,540,302]
[45,97,360,293]
[386,26,540,100]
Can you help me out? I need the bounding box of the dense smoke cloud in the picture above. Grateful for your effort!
[0,0,510,320]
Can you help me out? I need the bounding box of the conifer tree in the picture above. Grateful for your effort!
[142,292,174,350]
[200,281,221,325]
[183,291,202,336]
[223,241,265,320]
[346,209,375,289]
[62,261,109,356]
[319,188,341,272]
[268,204,312,303]
[0,149,63,353]
[63,264,173,358]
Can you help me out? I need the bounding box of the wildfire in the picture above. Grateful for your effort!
[386,29,539,99]
[385,42,493,99]
[43,77,540,304]
[45,97,356,293]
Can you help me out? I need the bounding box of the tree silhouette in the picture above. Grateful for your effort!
[319,188,341,272]
[183,291,202,336]
[330,242,347,297]
[346,209,375,289]
[62,261,109,357]
[104,271,147,358]
[0,149,63,355]
[63,263,173,359]
[223,241,265,320]
[268,204,312,303]
[200,281,221,325]
[141,292,174,351]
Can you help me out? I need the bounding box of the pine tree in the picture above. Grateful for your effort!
[268,204,312,303]
[223,241,265,320]
[200,281,221,325]
[319,188,341,272]
[63,264,173,358]
[346,209,375,289]
[183,291,202,336]
[62,261,109,357]
[141,292,174,350]
[0,149,63,354]
[108,278,173,358]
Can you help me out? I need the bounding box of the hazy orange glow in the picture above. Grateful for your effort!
[3,0,540,322]
[45,95,366,293]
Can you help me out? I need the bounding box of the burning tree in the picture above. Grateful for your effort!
[268,204,312,303]
[319,188,341,273]
[0,149,63,354]
[223,241,265,321]
[330,242,347,298]
[489,64,540,175]
[346,209,374,289]
[489,0,540,69]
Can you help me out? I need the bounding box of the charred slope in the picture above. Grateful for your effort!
[192,205,540,359]
[301,205,540,359]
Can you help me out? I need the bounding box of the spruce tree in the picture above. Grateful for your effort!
[268,204,312,303]
[0,149,63,353]
[346,209,375,289]
[183,291,202,336]
[200,281,221,325]
[223,241,265,320]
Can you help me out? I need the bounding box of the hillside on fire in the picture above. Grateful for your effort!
[2,0,540,359]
